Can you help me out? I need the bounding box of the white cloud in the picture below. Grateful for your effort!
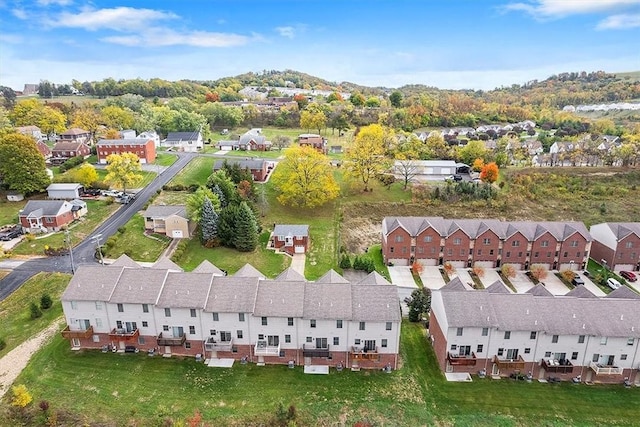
[597,13,640,29]
[102,28,255,48]
[0,33,23,44]
[38,0,73,5]
[503,0,640,18]
[12,8,27,19]
[275,26,296,38]
[52,7,178,31]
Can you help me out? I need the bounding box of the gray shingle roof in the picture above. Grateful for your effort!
[316,270,349,284]
[276,267,306,281]
[352,285,402,321]
[440,277,468,292]
[205,277,259,313]
[253,281,306,317]
[143,205,187,219]
[526,284,554,297]
[606,286,640,299]
[358,271,392,286]
[303,282,352,320]
[47,183,83,191]
[62,265,124,301]
[565,286,597,298]
[109,268,168,304]
[192,260,225,275]
[156,272,212,308]
[234,264,265,278]
[20,200,71,217]
[601,223,640,240]
[273,224,309,237]
[213,159,267,171]
[110,254,140,268]
[152,257,183,271]
[485,281,511,294]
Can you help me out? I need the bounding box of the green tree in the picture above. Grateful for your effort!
[349,92,366,107]
[299,109,327,134]
[75,163,99,187]
[104,152,143,194]
[72,105,103,143]
[233,202,259,252]
[206,170,238,207]
[40,293,53,310]
[365,97,381,107]
[30,302,42,319]
[217,204,240,246]
[0,86,17,109]
[186,186,220,222]
[199,196,219,247]
[37,106,67,137]
[457,140,488,165]
[0,132,50,194]
[389,90,403,108]
[345,123,389,191]
[407,288,431,322]
[102,105,134,130]
[271,145,339,208]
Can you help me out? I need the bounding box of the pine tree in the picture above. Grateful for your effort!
[217,205,240,247]
[234,202,259,252]
[211,184,226,208]
[339,254,352,269]
[199,197,219,247]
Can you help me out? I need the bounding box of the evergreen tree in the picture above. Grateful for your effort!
[234,202,259,252]
[207,170,238,207]
[40,293,53,310]
[339,254,352,269]
[30,302,42,319]
[407,288,431,322]
[199,197,219,247]
[211,184,226,208]
[217,205,240,246]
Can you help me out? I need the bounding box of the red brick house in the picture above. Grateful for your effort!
[51,141,91,162]
[298,133,327,154]
[590,223,640,271]
[271,224,309,255]
[19,200,77,233]
[382,217,591,270]
[36,140,52,160]
[213,159,272,182]
[239,129,272,151]
[97,138,156,164]
[59,128,91,144]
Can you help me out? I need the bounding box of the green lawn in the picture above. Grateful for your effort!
[220,149,284,159]
[0,272,71,357]
[173,232,290,277]
[101,214,171,262]
[168,156,215,187]
[0,198,26,226]
[2,322,638,426]
[10,200,119,256]
[155,153,177,166]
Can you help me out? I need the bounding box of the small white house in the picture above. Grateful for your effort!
[47,183,84,200]
[137,131,161,148]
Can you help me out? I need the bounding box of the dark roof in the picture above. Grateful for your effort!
[165,131,200,142]
[526,284,554,297]
[606,286,640,299]
[273,224,309,237]
[213,159,267,171]
[52,141,89,152]
[20,200,71,217]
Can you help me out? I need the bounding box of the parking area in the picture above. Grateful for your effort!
[539,273,570,295]
[387,266,417,287]
[419,266,447,290]
[575,272,607,297]
[511,271,535,293]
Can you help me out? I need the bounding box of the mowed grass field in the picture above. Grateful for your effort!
[2,322,638,426]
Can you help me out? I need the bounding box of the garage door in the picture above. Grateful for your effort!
[448,261,466,268]
[474,261,495,268]
[418,259,438,266]
[221,146,232,151]
[294,245,305,254]
[171,230,184,238]
[503,263,523,271]
[389,258,409,266]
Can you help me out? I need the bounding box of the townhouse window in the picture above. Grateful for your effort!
[394,235,404,243]
[626,241,633,248]
[355,339,361,345]
[541,241,549,247]
[285,334,291,343]
[506,251,511,258]
[359,322,366,331]
[474,344,482,353]
[262,317,268,326]
[279,350,285,357]
[482,328,488,336]
[504,331,511,339]
[411,246,415,253]
[383,322,392,331]
[460,249,465,256]
[498,348,504,356]
[334,337,340,345]
[430,247,436,254]
[570,240,578,247]
[185,342,191,349]
[95,318,103,327]
[576,252,581,257]
[571,352,578,360]
[239,313,245,322]
[469,249,473,255]
[489,250,494,255]
[545,351,552,358]
[519,252,523,257]
[592,353,599,362]
[381,339,388,348]
[447,248,453,256]
[117,303,124,313]
[524,348,531,354]
[142,304,149,313]
[424,236,432,243]
[552,335,558,343]
[453,238,462,245]
[402,247,407,254]
[628,338,634,346]
[547,252,552,258]
[483,238,490,245]
[237,330,243,339]
[189,326,196,335]
[142,321,148,327]
[512,241,520,247]
[600,337,608,345]
[212,312,219,321]
[188,308,196,318]
[530,331,537,340]
[450,344,457,351]
[418,247,424,254]
[336,320,343,329]
[390,247,394,253]
[258,334,264,340]
[306,337,312,343]
[563,252,568,258]
[534,252,539,258]
[163,325,169,331]
[456,327,463,336]
[621,354,628,360]
[578,335,585,343]
[164,308,171,317]
[310,319,316,328]
[477,249,482,256]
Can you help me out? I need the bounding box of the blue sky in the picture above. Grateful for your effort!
[1,0,639,91]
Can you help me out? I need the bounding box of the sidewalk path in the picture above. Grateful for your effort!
[0,318,63,398]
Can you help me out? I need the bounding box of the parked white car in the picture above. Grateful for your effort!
[607,278,621,290]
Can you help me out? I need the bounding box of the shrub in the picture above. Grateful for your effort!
[472,265,485,278]
[118,226,126,234]
[30,302,42,319]
[561,269,576,282]
[501,264,517,279]
[530,264,548,281]
[0,337,6,351]
[339,254,351,269]
[40,293,53,310]
[11,384,32,408]
[411,261,423,275]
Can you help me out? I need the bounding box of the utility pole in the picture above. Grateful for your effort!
[65,228,75,274]
[93,234,104,265]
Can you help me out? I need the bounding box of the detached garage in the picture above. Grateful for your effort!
[47,183,84,200]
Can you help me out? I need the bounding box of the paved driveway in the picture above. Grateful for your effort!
[539,273,570,295]
[449,269,475,290]
[388,266,417,287]
[575,272,606,297]
[290,254,306,278]
[420,266,447,290]
[511,271,534,293]
[478,269,508,289]
[625,280,640,295]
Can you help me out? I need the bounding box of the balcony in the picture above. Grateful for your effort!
[589,361,623,375]
[541,358,574,374]
[447,352,477,366]
[109,328,140,341]
[350,346,379,360]
[61,325,94,340]
[303,344,330,358]
[493,355,526,370]
[254,340,280,356]
[205,337,233,351]
[157,332,186,346]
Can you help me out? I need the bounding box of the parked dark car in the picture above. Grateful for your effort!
[620,271,637,282]
[83,188,102,196]
[572,276,585,286]
[0,227,22,241]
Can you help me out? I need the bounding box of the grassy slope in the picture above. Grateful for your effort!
[101,214,171,262]
[0,272,71,357]
[168,156,215,187]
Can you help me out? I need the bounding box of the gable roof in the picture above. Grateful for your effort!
[316,270,349,284]
[213,158,267,171]
[254,281,306,317]
[303,282,352,319]
[565,286,598,298]
[440,277,469,292]
[273,224,309,237]
[276,267,306,281]
[20,200,71,217]
[110,254,140,268]
[358,271,392,286]
[351,284,402,321]
[606,286,640,299]
[109,268,168,304]
[165,131,201,142]
[205,276,259,313]
[47,183,83,191]
[234,264,265,278]
[52,141,89,153]
[152,257,183,272]
[60,128,89,136]
[526,284,554,297]
[485,281,511,294]
[97,138,151,146]
[62,265,124,301]
[192,260,225,275]
[143,205,187,219]
[156,272,212,308]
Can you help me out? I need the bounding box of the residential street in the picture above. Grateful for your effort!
[0,152,196,302]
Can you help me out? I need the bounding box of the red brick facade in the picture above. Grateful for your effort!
[19,210,74,231]
[97,139,156,164]
[273,235,309,255]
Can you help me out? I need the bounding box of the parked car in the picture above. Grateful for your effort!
[607,278,621,290]
[445,174,463,182]
[572,276,585,286]
[620,271,637,282]
[583,270,591,278]
[0,227,22,241]
[83,188,102,196]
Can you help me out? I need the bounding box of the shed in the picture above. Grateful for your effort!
[7,193,24,202]
[47,183,84,200]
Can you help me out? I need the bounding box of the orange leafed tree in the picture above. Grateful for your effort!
[472,265,485,278]
[480,162,499,183]
[530,264,548,281]
[472,158,485,172]
[412,261,424,275]
[501,264,516,279]
[205,92,220,102]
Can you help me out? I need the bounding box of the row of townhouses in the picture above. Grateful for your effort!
[382,217,591,270]
[60,256,401,370]
[382,217,640,272]
[430,278,640,384]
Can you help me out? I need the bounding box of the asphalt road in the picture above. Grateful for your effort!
[0,152,196,301]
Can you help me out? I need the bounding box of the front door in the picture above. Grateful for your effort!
[316,338,328,349]
[607,355,615,366]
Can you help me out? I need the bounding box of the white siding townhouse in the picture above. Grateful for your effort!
[429,278,640,384]
[61,256,401,370]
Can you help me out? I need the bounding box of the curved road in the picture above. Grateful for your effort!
[0,152,196,301]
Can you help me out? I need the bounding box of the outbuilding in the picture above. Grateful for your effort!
[47,183,84,200]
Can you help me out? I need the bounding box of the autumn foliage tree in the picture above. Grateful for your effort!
[530,264,548,281]
[501,264,517,279]
[11,384,32,408]
[345,123,389,192]
[104,152,143,194]
[472,158,485,172]
[480,162,499,183]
